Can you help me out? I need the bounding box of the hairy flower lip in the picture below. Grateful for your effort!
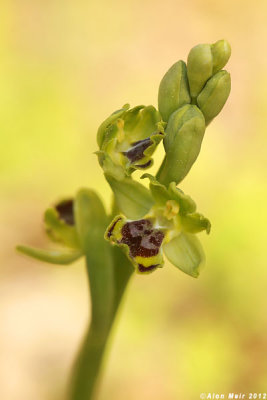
[105,216,165,273]
[55,199,75,226]
[120,219,164,258]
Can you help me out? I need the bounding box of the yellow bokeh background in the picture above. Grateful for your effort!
[1,1,267,399]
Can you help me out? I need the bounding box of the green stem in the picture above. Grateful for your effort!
[68,220,133,400]
[67,189,134,399]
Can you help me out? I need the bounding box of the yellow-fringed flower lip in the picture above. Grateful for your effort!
[105,215,165,274]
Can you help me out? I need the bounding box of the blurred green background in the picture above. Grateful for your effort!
[1,0,267,399]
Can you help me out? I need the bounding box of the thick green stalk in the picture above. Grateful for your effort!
[68,190,133,400]
[68,247,133,400]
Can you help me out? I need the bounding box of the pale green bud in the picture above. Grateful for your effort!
[158,60,191,122]
[187,40,231,100]
[211,39,231,74]
[187,44,213,99]
[197,70,231,125]
[157,104,206,186]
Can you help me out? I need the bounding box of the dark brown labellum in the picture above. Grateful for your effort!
[123,138,152,163]
[55,199,75,225]
[120,219,164,258]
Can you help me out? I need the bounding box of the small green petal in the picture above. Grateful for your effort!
[105,174,154,220]
[142,174,196,214]
[163,232,205,278]
[180,212,211,234]
[16,245,82,265]
[168,182,197,214]
[141,173,170,205]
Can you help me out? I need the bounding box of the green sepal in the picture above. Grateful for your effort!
[180,212,211,234]
[105,174,154,220]
[158,60,191,122]
[141,174,196,214]
[16,245,82,265]
[44,208,80,249]
[97,103,130,148]
[211,39,231,74]
[163,232,205,278]
[122,105,162,143]
[156,104,206,186]
[197,70,231,125]
[187,43,213,99]
[96,150,126,181]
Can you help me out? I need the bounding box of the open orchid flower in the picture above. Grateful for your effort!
[105,174,210,277]
[17,197,83,264]
[97,104,165,179]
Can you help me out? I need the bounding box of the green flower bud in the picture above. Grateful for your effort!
[197,70,231,125]
[187,40,231,100]
[211,39,231,74]
[187,44,213,99]
[158,60,191,122]
[156,104,206,186]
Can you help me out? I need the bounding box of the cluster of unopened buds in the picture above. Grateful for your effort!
[18,39,231,278]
